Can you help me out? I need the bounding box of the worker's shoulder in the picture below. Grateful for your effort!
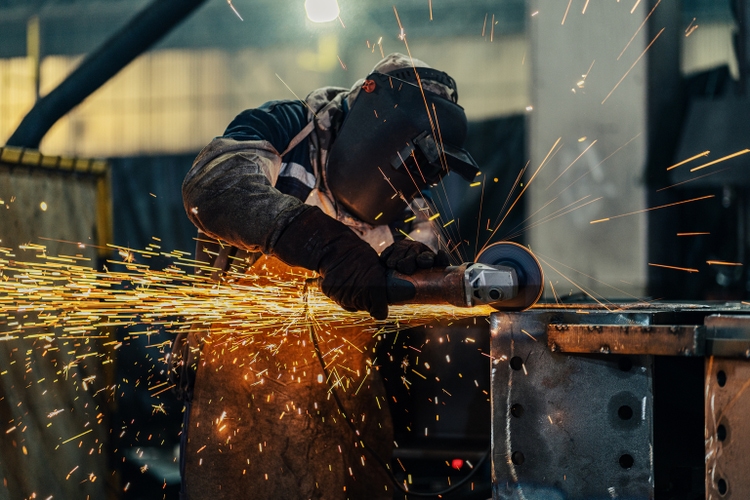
[257,99,307,123]
[224,100,308,145]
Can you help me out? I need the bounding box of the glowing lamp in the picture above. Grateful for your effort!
[305,0,339,23]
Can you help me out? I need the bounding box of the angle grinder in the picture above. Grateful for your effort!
[386,241,544,311]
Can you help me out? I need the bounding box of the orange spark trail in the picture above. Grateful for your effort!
[690,149,750,172]
[275,74,318,118]
[677,232,710,236]
[493,162,529,228]
[648,263,699,273]
[562,0,573,25]
[617,0,660,60]
[538,252,652,306]
[582,0,590,14]
[630,0,643,15]
[480,138,561,253]
[556,133,641,196]
[537,256,615,311]
[707,260,743,266]
[545,139,598,191]
[666,150,710,171]
[227,0,243,21]
[656,167,730,192]
[590,194,715,224]
[503,196,603,241]
[602,27,664,104]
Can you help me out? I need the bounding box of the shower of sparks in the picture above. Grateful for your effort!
[503,196,603,241]
[481,139,561,253]
[602,27,664,104]
[556,133,641,196]
[707,260,743,266]
[656,167,730,192]
[685,18,698,37]
[666,150,710,171]
[537,256,615,311]
[227,0,244,21]
[0,244,494,348]
[648,263,699,273]
[539,252,653,305]
[561,0,573,25]
[689,149,750,172]
[545,140,598,191]
[590,194,715,224]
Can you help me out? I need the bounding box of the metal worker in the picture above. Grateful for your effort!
[172,53,479,499]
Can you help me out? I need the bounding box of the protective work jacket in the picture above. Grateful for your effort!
[174,58,439,499]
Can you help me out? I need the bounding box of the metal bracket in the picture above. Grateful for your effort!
[547,324,705,356]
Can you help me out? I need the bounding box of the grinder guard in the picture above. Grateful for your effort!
[326,71,479,225]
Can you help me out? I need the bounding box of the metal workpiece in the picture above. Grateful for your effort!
[490,311,654,500]
[704,315,750,358]
[489,304,750,499]
[548,323,705,356]
[705,357,750,499]
[703,315,750,499]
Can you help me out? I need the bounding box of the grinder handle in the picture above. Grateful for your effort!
[386,265,469,307]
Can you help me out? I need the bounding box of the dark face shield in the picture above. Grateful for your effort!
[325,71,479,226]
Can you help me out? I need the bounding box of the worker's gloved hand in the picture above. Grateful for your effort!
[273,206,389,320]
[380,239,450,275]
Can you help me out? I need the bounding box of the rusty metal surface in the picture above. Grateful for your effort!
[705,315,750,359]
[705,357,750,499]
[547,323,705,356]
[491,311,654,500]
[490,304,750,499]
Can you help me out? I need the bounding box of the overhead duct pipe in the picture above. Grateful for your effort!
[6,0,208,149]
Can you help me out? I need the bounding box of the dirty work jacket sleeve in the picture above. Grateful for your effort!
[182,136,309,255]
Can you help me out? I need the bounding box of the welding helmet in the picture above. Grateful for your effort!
[326,67,479,225]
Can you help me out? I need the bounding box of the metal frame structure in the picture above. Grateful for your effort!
[490,304,750,499]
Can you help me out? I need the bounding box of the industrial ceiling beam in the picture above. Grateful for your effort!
[6,0,208,149]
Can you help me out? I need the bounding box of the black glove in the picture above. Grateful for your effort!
[273,206,389,320]
[380,239,450,275]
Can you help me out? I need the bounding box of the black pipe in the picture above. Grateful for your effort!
[6,0,208,149]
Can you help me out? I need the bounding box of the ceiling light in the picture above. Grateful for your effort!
[305,0,339,23]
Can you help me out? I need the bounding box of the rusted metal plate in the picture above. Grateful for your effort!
[705,357,750,498]
[547,324,705,356]
[705,315,750,359]
[491,312,654,500]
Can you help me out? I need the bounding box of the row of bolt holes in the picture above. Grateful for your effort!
[716,370,729,496]
[506,359,733,494]
[507,355,636,470]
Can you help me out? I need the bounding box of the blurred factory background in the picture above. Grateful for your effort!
[0,0,748,499]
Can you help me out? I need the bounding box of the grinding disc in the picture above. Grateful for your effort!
[476,242,544,310]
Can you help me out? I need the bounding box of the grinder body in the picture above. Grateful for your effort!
[385,242,543,311]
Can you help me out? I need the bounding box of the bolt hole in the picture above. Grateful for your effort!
[510,403,524,418]
[489,289,501,300]
[717,424,727,442]
[619,454,634,469]
[510,356,524,371]
[718,477,728,495]
[511,451,525,465]
[618,405,633,420]
[717,370,727,387]
[618,357,633,372]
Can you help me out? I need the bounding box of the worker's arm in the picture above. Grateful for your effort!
[182,104,388,319]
